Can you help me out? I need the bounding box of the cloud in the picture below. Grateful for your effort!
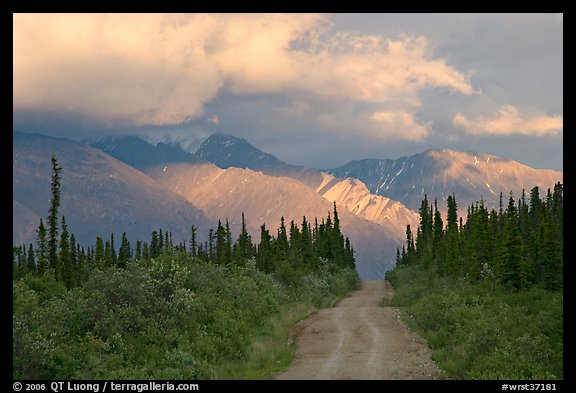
[207,115,219,125]
[370,111,431,140]
[453,105,563,136]
[13,13,476,137]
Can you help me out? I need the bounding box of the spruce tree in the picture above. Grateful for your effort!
[58,216,72,288]
[500,193,527,290]
[432,199,444,267]
[190,225,197,258]
[104,240,112,269]
[234,213,253,263]
[256,224,273,273]
[27,243,36,273]
[135,240,142,261]
[77,244,87,284]
[150,231,159,259]
[48,154,62,272]
[445,195,460,276]
[69,234,78,287]
[36,218,48,274]
[300,216,317,270]
[117,232,130,268]
[110,232,117,266]
[225,219,233,264]
[95,236,105,270]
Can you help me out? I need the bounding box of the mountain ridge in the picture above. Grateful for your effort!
[145,162,401,279]
[13,132,216,247]
[328,148,563,212]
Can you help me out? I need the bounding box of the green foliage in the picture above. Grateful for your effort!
[389,184,563,379]
[386,265,562,379]
[13,251,357,379]
[398,184,563,290]
[13,155,359,379]
[48,154,62,273]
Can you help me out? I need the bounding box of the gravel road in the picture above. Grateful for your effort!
[273,280,443,380]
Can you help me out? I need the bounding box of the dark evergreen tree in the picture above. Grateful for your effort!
[110,232,117,266]
[104,240,112,269]
[117,232,130,268]
[58,216,72,288]
[48,154,62,272]
[225,219,233,265]
[190,225,197,258]
[300,216,317,270]
[94,237,105,270]
[500,194,527,290]
[69,234,78,286]
[444,195,460,276]
[77,244,87,284]
[208,228,214,263]
[256,224,273,273]
[158,229,164,255]
[36,218,48,274]
[135,240,142,261]
[432,199,444,267]
[27,243,36,273]
[150,231,159,259]
[234,213,253,264]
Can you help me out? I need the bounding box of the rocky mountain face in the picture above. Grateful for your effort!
[88,133,321,181]
[89,134,416,232]
[313,173,420,242]
[19,131,562,279]
[86,135,197,170]
[328,149,563,212]
[145,162,400,279]
[13,132,215,247]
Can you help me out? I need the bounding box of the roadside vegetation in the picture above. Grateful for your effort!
[13,155,359,379]
[386,185,563,379]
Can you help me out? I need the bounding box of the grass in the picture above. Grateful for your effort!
[13,252,359,380]
[385,265,563,380]
[218,302,310,379]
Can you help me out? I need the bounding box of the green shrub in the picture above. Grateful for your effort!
[13,252,358,379]
[386,264,562,379]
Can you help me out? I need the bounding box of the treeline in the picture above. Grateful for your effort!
[13,155,359,379]
[386,184,563,379]
[398,183,563,291]
[13,155,355,288]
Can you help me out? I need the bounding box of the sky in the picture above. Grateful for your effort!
[13,13,563,170]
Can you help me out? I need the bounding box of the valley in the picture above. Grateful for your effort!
[14,131,563,279]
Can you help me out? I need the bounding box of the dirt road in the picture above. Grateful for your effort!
[273,280,443,380]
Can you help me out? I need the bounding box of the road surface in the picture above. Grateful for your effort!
[273,280,443,380]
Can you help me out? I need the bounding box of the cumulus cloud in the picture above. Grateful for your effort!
[453,105,563,136]
[13,13,476,138]
[370,111,431,140]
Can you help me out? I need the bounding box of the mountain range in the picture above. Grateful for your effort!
[14,131,562,279]
[328,149,563,212]
[13,132,215,248]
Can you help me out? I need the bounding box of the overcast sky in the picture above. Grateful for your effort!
[13,13,563,170]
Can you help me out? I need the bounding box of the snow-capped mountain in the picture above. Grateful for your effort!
[328,149,563,212]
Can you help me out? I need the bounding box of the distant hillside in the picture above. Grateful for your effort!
[86,135,197,170]
[13,132,216,247]
[328,149,563,212]
[146,162,401,279]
